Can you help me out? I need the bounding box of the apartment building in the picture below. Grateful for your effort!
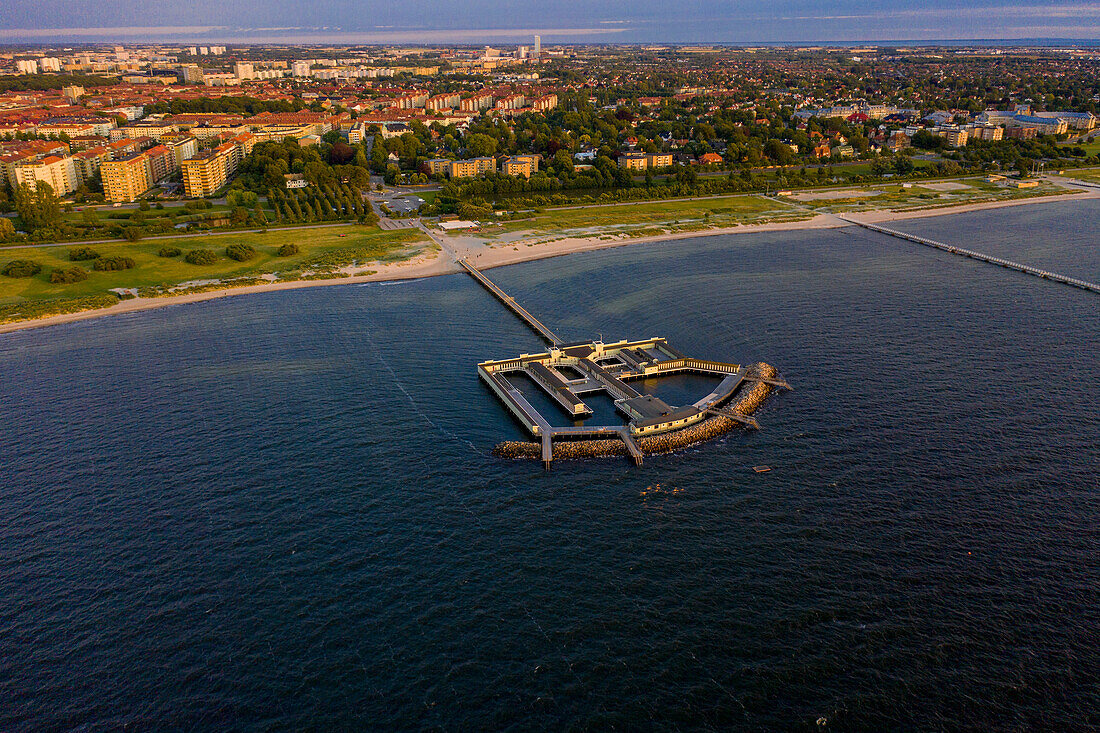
[423,158,451,176]
[143,144,176,182]
[936,128,969,147]
[0,141,69,188]
[163,135,199,166]
[181,144,236,197]
[494,94,526,111]
[14,155,79,195]
[101,152,152,203]
[530,94,558,111]
[460,93,495,112]
[447,157,496,177]
[72,146,112,183]
[965,124,1003,141]
[617,152,673,171]
[501,154,540,178]
[394,92,429,109]
[427,93,461,111]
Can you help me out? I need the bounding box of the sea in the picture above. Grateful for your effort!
[2,199,1098,731]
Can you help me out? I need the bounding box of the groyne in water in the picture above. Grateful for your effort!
[493,363,780,461]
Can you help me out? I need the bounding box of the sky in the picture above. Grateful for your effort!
[2,0,1100,44]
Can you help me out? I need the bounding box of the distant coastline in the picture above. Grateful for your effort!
[1,188,1095,336]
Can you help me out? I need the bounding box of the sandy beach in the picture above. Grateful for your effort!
[2,187,1096,335]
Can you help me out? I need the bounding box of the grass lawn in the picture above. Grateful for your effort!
[486,194,796,237]
[791,177,1072,212]
[0,225,427,312]
[1066,167,1100,183]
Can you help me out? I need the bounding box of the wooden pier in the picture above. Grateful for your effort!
[839,216,1100,295]
[458,258,564,344]
[462,258,788,468]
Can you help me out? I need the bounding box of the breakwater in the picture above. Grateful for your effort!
[494,362,780,461]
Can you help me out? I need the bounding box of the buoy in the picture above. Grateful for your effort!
[753,465,772,473]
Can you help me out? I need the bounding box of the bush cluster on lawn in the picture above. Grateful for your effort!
[68,246,100,261]
[2,260,42,277]
[93,256,136,271]
[158,247,182,257]
[49,266,89,284]
[185,249,217,265]
[277,243,300,256]
[225,244,257,261]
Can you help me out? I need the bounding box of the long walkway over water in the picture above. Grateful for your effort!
[838,216,1100,295]
[457,258,564,344]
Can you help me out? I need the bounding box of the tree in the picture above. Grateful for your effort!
[184,249,217,265]
[0,217,15,242]
[1,259,41,277]
[13,183,61,230]
[225,244,256,261]
[93,255,135,271]
[465,133,498,157]
[49,266,88,283]
[69,246,100,261]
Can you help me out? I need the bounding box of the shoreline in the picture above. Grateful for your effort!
[2,188,1095,335]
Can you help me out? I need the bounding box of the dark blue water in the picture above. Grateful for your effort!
[2,200,1099,730]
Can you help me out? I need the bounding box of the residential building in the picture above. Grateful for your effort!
[427,93,461,111]
[181,143,236,197]
[423,158,451,176]
[460,93,494,112]
[14,155,79,195]
[937,128,969,147]
[143,144,176,181]
[72,146,112,183]
[501,154,540,178]
[164,135,199,167]
[284,173,309,189]
[178,65,204,84]
[101,152,152,203]
[447,157,496,177]
[394,92,429,109]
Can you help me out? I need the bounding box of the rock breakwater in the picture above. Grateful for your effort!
[493,362,781,461]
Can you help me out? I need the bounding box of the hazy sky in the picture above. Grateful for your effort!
[2,0,1100,44]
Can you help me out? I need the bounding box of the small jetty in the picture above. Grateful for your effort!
[838,216,1100,295]
[458,258,790,468]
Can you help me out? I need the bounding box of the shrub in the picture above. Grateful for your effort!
[225,243,257,262]
[158,246,182,258]
[138,201,150,211]
[123,227,142,241]
[277,243,300,256]
[49,266,89,283]
[2,259,42,278]
[93,255,136,271]
[184,248,217,265]
[68,246,100,261]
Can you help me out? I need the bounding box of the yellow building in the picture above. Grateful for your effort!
[618,152,673,171]
[14,155,80,196]
[181,144,236,197]
[617,153,648,171]
[448,157,496,178]
[501,154,540,178]
[424,158,451,176]
[101,152,152,203]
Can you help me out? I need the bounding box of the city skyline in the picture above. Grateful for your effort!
[4,1,1100,43]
